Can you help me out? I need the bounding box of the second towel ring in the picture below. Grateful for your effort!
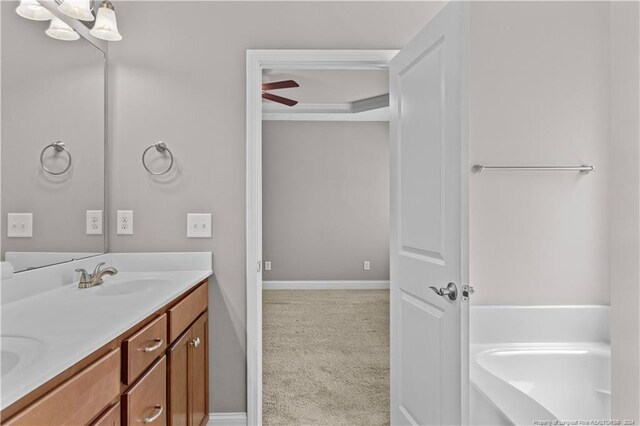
[142,142,174,175]
[40,141,72,175]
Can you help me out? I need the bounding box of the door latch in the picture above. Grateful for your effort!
[462,285,475,301]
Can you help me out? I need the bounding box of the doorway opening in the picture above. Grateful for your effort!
[261,68,390,424]
[246,50,397,425]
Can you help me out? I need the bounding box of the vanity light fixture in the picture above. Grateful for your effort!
[15,0,54,21]
[16,0,123,42]
[89,0,122,41]
[45,16,80,41]
[58,0,94,22]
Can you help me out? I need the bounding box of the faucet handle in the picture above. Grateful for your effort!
[75,268,90,283]
[92,262,106,277]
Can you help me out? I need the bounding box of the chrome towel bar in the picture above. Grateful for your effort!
[472,165,595,174]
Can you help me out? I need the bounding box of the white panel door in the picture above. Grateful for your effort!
[390,2,469,425]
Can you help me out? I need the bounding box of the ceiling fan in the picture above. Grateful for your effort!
[262,80,299,107]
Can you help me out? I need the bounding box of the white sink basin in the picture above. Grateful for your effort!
[1,351,19,376]
[1,335,46,378]
[94,278,170,296]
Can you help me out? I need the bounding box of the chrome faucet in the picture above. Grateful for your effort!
[75,262,118,289]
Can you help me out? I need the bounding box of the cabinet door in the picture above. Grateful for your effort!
[189,314,208,426]
[168,330,190,426]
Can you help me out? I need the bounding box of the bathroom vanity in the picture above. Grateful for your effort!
[0,253,213,426]
[0,5,214,425]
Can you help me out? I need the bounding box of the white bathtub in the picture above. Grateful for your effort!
[470,306,610,426]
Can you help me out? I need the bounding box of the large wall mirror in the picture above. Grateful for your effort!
[1,1,106,272]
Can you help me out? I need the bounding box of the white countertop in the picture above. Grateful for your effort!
[0,253,212,410]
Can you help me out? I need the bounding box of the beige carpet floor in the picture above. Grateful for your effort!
[263,290,390,426]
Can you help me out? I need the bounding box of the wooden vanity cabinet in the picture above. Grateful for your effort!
[0,280,209,426]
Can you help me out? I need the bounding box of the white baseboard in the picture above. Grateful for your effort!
[208,412,247,426]
[262,280,390,290]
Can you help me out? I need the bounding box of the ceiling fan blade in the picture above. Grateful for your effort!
[261,80,299,91]
[262,92,298,107]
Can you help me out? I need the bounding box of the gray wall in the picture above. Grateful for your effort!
[469,1,611,305]
[609,1,640,421]
[262,121,389,282]
[1,1,105,263]
[107,1,443,413]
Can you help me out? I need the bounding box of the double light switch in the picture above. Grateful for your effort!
[7,213,33,238]
[187,214,212,238]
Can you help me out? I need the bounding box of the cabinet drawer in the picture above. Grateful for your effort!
[92,402,120,426]
[168,281,208,343]
[123,314,167,385]
[123,356,167,426]
[6,349,120,426]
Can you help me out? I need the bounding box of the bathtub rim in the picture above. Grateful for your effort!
[470,341,611,425]
[470,305,610,345]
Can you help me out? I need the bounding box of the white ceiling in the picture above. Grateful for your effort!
[262,69,388,104]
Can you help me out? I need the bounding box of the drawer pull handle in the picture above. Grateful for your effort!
[190,337,201,348]
[143,405,164,424]
[142,338,163,352]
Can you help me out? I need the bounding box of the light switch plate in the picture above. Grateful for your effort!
[86,210,103,235]
[363,260,371,271]
[187,213,212,238]
[264,261,271,271]
[7,213,33,238]
[117,210,133,235]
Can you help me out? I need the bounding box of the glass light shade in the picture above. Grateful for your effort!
[89,6,122,41]
[45,17,80,41]
[15,0,53,21]
[58,0,94,21]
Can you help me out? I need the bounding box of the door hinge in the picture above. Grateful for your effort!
[462,285,475,301]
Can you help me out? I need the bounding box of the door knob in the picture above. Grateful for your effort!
[429,282,458,301]
[190,337,201,348]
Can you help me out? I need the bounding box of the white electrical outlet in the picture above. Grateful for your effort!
[86,210,103,235]
[117,210,133,235]
[7,213,32,238]
[264,261,271,271]
[187,213,211,238]
[364,260,371,271]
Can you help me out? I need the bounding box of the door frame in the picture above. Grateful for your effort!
[246,49,398,425]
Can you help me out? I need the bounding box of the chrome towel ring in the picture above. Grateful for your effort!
[40,141,72,175]
[142,141,174,175]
